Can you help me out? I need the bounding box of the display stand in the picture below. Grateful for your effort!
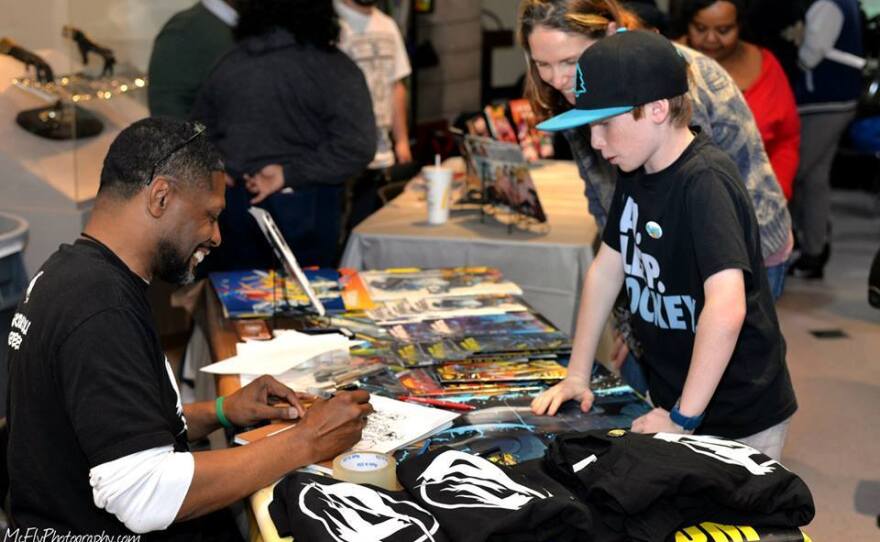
[460,134,550,235]
[248,207,326,317]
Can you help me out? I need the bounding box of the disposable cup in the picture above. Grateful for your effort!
[423,166,452,225]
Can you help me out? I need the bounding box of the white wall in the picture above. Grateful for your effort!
[482,0,526,89]
[1,0,190,72]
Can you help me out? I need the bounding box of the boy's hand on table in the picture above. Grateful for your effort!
[631,407,689,434]
[531,376,594,416]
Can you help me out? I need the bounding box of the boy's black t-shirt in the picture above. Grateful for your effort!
[601,132,797,438]
[6,238,200,539]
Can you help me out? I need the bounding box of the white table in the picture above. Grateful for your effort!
[341,160,597,335]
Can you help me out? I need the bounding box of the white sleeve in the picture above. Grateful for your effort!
[799,0,845,69]
[90,445,195,533]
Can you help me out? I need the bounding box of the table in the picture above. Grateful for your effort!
[340,160,597,335]
[200,285,810,542]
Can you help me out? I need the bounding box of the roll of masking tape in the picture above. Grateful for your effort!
[332,451,400,491]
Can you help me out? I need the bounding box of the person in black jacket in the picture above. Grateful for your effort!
[192,0,376,271]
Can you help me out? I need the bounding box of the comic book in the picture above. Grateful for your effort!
[389,339,471,367]
[394,364,649,466]
[396,368,445,396]
[483,103,519,144]
[359,267,522,302]
[387,312,560,343]
[365,294,528,325]
[454,332,571,356]
[435,359,567,383]
[209,269,347,318]
[465,113,491,137]
[462,135,548,223]
[508,98,554,160]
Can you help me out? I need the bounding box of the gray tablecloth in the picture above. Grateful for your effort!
[341,160,597,335]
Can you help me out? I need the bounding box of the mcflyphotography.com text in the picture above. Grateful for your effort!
[5,528,140,542]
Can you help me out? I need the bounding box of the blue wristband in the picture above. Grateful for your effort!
[215,396,233,429]
[669,401,704,431]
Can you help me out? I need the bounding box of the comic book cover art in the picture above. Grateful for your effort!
[508,98,554,160]
[455,332,572,356]
[359,267,522,302]
[483,103,518,144]
[435,359,567,383]
[462,135,548,223]
[388,312,560,343]
[390,339,471,367]
[394,364,646,465]
[465,113,491,137]
[396,368,445,395]
[338,268,376,310]
[365,294,528,325]
[209,269,346,318]
[394,391,649,466]
[409,381,548,397]
[389,334,572,367]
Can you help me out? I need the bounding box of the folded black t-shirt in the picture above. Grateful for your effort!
[545,430,815,542]
[397,447,595,542]
[270,472,450,541]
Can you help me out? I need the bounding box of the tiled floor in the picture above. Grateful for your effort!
[779,189,880,540]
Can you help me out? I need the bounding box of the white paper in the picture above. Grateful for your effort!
[234,395,458,453]
[352,395,459,454]
[200,330,350,375]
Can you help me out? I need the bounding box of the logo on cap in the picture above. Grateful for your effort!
[573,64,587,98]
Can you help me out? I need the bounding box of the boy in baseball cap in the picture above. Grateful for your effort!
[532,30,796,460]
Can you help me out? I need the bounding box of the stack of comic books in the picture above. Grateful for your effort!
[352,267,572,367]
[359,267,522,301]
[210,268,372,319]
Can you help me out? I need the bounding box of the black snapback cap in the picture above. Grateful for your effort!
[537,29,689,132]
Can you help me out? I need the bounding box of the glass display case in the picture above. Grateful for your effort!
[0,0,186,273]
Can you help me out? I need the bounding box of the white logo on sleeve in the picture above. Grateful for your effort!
[654,433,783,476]
[298,479,440,542]
[164,358,188,435]
[24,270,44,304]
[416,450,550,510]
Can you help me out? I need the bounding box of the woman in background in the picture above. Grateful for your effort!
[682,0,800,200]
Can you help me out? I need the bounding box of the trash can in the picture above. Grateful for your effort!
[0,211,28,418]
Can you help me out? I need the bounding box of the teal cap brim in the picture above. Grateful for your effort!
[537,105,634,132]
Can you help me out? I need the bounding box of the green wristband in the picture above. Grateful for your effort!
[215,396,233,429]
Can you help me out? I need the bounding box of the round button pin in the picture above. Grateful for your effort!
[646,221,663,239]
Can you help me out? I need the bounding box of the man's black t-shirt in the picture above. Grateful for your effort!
[6,238,195,537]
[601,132,797,438]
